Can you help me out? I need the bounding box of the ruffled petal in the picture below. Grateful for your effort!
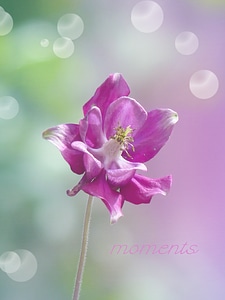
[124,109,178,162]
[82,171,124,224]
[107,168,135,187]
[106,156,147,186]
[67,173,89,196]
[42,124,85,174]
[104,97,147,139]
[120,173,172,204]
[79,106,106,148]
[116,156,147,172]
[83,73,130,122]
[71,141,102,179]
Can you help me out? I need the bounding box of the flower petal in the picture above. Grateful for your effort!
[106,155,147,186]
[71,141,102,179]
[120,173,172,204]
[42,124,85,174]
[107,168,135,187]
[124,109,178,162]
[104,97,147,139]
[117,156,147,172]
[83,73,130,121]
[67,173,89,196]
[82,171,124,224]
[79,106,106,148]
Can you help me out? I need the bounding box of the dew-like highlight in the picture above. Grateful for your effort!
[0,251,21,274]
[57,13,84,40]
[0,7,13,36]
[0,96,19,120]
[40,38,49,47]
[53,37,74,58]
[131,1,164,33]
[175,32,199,55]
[6,250,38,282]
[189,70,219,99]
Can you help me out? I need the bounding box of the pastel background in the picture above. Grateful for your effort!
[0,0,225,299]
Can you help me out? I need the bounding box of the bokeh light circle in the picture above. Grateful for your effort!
[57,13,84,40]
[0,96,19,119]
[175,31,199,55]
[6,250,38,282]
[131,1,164,33]
[40,38,49,47]
[0,251,21,274]
[53,37,74,58]
[0,9,13,36]
[189,70,219,99]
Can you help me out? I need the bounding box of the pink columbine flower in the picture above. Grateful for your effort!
[43,73,178,223]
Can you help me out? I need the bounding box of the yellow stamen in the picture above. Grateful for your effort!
[112,125,135,157]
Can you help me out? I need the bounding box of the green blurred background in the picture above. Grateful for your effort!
[1,0,225,299]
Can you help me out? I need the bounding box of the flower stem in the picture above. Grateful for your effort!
[72,195,93,300]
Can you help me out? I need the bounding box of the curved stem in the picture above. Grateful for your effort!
[72,195,93,300]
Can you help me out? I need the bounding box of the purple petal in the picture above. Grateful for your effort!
[79,106,106,148]
[42,124,85,174]
[67,173,89,197]
[71,141,102,179]
[104,97,147,139]
[116,156,147,172]
[107,168,136,187]
[82,171,124,224]
[106,156,147,186]
[83,73,130,121]
[120,173,172,204]
[124,109,178,162]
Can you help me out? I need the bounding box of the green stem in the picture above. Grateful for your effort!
[72,195,93,300]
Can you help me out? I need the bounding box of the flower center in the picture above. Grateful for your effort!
[111,125,134,152]
[90,125,135,170]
